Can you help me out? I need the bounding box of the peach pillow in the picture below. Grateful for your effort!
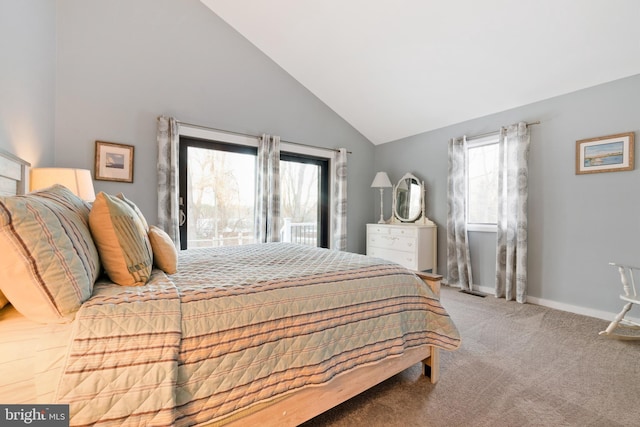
[89,192,153,286]
[0,290,9,310]
[148,226,178,274]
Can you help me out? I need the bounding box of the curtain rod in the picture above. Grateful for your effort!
[457,121,541,141]
[176,120,352,154]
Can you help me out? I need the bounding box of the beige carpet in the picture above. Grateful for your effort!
[302,285,640,427]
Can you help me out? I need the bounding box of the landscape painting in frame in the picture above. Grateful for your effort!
[575,132,634,175]
[95,141,134,182]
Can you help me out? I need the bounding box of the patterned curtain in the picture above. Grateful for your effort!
[255,134,281,243]
[156,116,180,248]
[495,122,530,303]
[332,148,348,251]
[446,137,473,291]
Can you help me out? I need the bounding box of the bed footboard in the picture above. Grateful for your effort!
[221,273,446,426]
[221,344,434,427]
[423,346,440,383]
[416,272,443,383]
[415,271,442,299]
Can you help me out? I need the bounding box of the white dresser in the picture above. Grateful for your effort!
[366,223,437,273]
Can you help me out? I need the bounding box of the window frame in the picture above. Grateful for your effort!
[280,152,330,248]
[179,137,257,250]
[178,125,336,249]
[466,134,500,233]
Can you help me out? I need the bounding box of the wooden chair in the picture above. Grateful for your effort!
[599,262,640,339]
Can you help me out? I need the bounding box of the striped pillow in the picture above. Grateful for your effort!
[116,192,149,231]
[0,185,100,323]
[89,192,152,286]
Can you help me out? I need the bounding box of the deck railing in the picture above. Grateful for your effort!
[187,218,318,248]
[188,232,256,248]
[281,218,317,246]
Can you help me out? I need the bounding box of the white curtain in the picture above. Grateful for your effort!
[156,115,180,247]
[446,137,473,291]
[332,148,348,251]
[495,122,530,303]
[255,134,281,243]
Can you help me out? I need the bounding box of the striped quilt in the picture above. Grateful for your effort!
[57,243,460,426]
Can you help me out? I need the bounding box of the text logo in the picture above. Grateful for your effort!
[1,405,69,426]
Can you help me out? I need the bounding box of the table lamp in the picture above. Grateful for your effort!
[30,168,96,202]
[371,171,392,224]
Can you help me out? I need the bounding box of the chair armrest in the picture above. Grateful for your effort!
[609,262,640,271]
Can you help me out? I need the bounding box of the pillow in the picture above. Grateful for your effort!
[116,192,149,231]
[89,192,152,286]
[0,184,100,323]
[148,225,178,274]
[0,290,8,310]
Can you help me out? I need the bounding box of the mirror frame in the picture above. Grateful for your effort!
[391,172,435,225]
[392,172,424,223]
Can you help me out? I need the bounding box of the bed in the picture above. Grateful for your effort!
[0,148,460,426]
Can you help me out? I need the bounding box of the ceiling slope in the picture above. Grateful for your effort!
[201,0,640,144]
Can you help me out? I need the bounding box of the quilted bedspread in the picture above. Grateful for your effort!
[56,243,460,426]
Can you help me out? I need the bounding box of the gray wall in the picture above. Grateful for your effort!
[375,74,640,315]
[0,0,55,166]
[7,1,639,316]
[55,0,374,253]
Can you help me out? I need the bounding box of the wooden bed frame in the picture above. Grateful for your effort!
[0,148,30,197]
[0,148,442,426]
[217,272,442,427]
[225,345,437,426]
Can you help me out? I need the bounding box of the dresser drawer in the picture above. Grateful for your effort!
[368,225,417,238]
[368,225,391,235]
[367,233,415,252]
[368,247,418,270]
[389,227,417,238]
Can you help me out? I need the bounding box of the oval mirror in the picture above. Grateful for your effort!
[394,173,422,222]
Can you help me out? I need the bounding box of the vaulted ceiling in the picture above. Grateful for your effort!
[201,0,640,145]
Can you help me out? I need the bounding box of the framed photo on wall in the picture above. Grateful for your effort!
[575,132,634,175]
[94,141,134,183]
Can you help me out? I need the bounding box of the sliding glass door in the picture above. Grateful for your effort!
[179,137,329,249]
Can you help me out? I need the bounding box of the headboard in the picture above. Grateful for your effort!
[0,148,30,196]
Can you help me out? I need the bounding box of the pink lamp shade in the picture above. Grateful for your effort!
[30,168,96,202]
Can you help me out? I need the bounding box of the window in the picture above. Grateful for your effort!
[178,129,331,250]
[280,153,329,248]
[179,139,257,249]
[467,135,499,232]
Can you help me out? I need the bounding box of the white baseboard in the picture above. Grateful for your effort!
[445,282,640,325]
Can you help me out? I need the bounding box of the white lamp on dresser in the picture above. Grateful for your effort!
[371,171,392,224]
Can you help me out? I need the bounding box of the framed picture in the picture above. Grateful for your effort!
[94,141,134,183]
[575,132,634,175]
